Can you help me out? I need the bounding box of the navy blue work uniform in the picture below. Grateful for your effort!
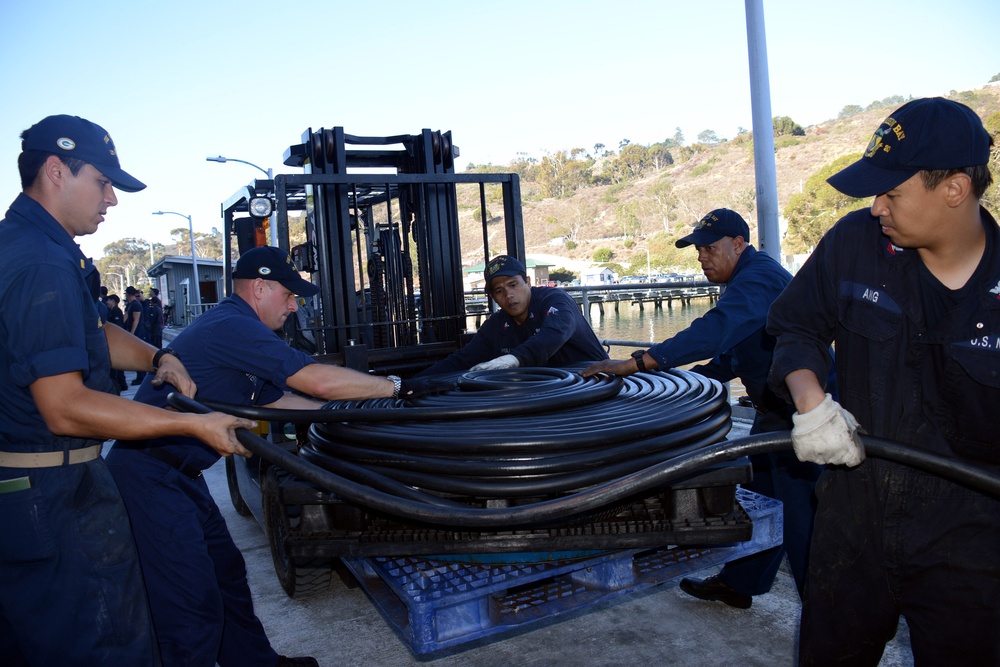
[419,286,608,375]
[768,207,1000,666]
[127,297,148,384]
[106,294,316,667]
[0,194,157,666]
[648,245,827,597]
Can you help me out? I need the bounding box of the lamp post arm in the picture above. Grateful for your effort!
[205,155,272,179]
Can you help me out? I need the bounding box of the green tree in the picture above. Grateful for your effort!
[697,129,723,144]
[772,116,805,137]
[647,143,674,170]
[647,178,678,234]
[617,143,649,180]
[865,95,906,112]
[615,201,643,239]
[533,150,592,198]
[783,154,866,253]
[672,127,685,146]
[550,268,576,283]
[838,104,863,119]
[593,247,614,263]
[96,237,172,292]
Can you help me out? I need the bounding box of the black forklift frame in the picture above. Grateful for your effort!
[219,128,524,375]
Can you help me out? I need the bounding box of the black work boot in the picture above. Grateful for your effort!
[679,574,752,609]
[277,657,319,667]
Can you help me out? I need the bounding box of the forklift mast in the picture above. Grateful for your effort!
[219,128,524,375]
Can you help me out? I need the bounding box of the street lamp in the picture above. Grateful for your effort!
[206,155,275,246]
[205,155,272,179]
[152,211,201,315]
[108,264,133,290]
[106,272,125,296]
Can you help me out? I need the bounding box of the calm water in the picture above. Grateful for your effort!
[465,297,715,361]
[587,300,714,359]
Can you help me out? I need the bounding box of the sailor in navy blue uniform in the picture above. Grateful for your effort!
[583,208,833,609]
[419,254,608,376]
[107,246,435,667]
[0,115,253,667]
[768,98,1000,666]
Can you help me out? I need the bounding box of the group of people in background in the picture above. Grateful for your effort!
[98,285,164,391]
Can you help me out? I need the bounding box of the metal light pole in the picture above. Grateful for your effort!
[206,156,276,246]
[108,264,132,289]
[106,272,125,296]
[745,0,780,260]
[205,155,272,180]
[152,211,201,317]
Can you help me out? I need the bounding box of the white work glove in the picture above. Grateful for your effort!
[791,394,866,467]
[471,354,520,371]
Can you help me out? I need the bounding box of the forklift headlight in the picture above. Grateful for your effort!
[249,197,273,219]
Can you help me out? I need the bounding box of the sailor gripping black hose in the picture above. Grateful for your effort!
[167,368,1000,530]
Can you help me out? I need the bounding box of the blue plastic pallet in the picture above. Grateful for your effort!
[341,489,782,655]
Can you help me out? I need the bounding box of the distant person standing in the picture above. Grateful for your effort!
[148,295,163,348]
[125,286,148,384]
[105,293,128,391]
[96,284,109,324]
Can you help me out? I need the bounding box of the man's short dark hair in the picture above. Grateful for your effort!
[921,162,994,199]
[17,150,86,190]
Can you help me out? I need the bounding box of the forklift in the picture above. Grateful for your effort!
[215,126,752,598]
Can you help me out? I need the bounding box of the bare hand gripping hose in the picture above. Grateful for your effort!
[168,368,1000,530]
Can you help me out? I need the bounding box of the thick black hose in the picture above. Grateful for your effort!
[195,367,623,423]
[167,389,1000,529]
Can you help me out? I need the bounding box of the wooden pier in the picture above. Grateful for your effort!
[464,282,721,322]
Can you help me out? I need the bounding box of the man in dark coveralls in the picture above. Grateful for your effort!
[107,245,443,667]
[583,208,831,608]
[767,97,1000,666]
[419,254,608,375]
[0,114,255,666]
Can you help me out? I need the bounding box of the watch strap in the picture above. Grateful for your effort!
[631,349,647,373]
[388,375,402,399]
[152,347,179,369]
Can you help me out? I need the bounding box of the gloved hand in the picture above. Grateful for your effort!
[791,393,866,466]
[471,354,520,371]
[398,377,456,399]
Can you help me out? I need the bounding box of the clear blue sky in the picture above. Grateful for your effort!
[2,0,998,259]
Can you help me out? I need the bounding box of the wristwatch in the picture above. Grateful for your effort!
[387,375,402,399]
[631,349,648,373]
[152,347,179,369]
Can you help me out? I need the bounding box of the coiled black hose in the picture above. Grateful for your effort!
[169,368,1000,530]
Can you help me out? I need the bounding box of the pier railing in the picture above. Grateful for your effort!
[464,280,722,324]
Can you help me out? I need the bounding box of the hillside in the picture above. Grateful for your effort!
[458,85,1000,277]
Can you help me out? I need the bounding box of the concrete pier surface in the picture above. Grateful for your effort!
[117,372,914,666]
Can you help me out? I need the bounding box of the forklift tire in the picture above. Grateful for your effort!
[225,457,253,517]
[261,467,333,599]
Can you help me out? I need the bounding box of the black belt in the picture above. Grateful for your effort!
[115,440,205,480]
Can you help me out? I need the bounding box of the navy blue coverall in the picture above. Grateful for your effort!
[647,245,827,597]
[420,285,608,375]
[107,294,316,667]
[768,207,1000,666]
[0,194,157,666]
